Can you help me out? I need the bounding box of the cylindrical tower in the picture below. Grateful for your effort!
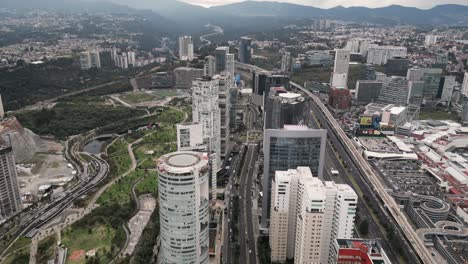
[157,151,210,264]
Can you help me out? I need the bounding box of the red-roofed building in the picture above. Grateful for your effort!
[329,87,352,110]
[334,239,392,264]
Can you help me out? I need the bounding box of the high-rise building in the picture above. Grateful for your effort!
[461,99,468,125]
[0,142,22,221]
[215,73,232,157]
[462,72,468,97]
[362,64,376,80]
[264,88,306,129]
[178,36,194,61]
[367,46,407,65]
[333,239,392,264]
[215,47,229,73]
[226,53,235,78]
[378,76,410,105]
[440,76,456,103]
[408,81,425,105]
[239,36,252,64]
[192,77,221,200]
[261,126,326,228]
[80,51,101,70]
[281,51,292,73]
[127,51,136,66]
[116,54,128,69]
[385,57,410,77]
[174,67,204,89]
[0,94,5,119]
[176,123,204,151]
[270,167,357,264]
[331,49,350,88]
[425,34,438,47]
[253,70,271,96]
[328,87,352,110]
[345,38,372,56]
[355,80,383,105]
[407,67,443,82]
[203,56,216,77]
[157,151,210,264]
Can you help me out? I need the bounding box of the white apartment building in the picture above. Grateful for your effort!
[179,36,194,61]
[331,49,350,88]
[192,77,221,200]
[367,46,407,65]
[462,72,468,98]
[281,51,292,72]
[127,51,136,66]
[425,34,438,47]
[203,55,216,77]
[270,167,357,264]
[345,38,372,56]
[80,51,101,70]
[157,151,210,264]
[176,123,204,151]
[214,73,232,157]
[226,53,235,78]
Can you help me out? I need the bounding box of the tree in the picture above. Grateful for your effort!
[359,219,369,236]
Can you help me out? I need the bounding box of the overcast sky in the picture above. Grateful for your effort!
[180,0,468,9]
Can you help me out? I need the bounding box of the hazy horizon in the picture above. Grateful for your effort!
[179,0,468,9]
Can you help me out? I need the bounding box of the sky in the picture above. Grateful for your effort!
[179,0,468,9]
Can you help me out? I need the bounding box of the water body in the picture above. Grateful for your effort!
[83,137,110,154]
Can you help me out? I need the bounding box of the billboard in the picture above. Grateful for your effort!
[359,116,373,126]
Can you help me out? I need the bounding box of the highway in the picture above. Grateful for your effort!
[291,81,436,264]
[238,144,258,264]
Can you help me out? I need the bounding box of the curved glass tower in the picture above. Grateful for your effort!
[157,151,210,264]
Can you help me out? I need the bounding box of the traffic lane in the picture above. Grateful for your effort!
[246,146,258,264]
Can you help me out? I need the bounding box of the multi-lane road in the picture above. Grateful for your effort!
[238,144,258,264]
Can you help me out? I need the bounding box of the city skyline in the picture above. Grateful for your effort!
[180,0,468,8]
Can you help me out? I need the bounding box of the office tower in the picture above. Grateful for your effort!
[176,123,204,151]
[462,72,468,97]
[174,67,204,89]
[0,142,22,221]
[334,239,392,264]
[80,51,101,70]
[270,167,357,264]
[378,76,410,105]
[328,87,352,110]
[215,73,232,157]
[385,57,410,77]
[355,80,383,105]
[433,53,448,69]
[127,51,136,66]
[178,36,194,61]
[407,67,443,82]
[423,72,444,100]
[367,46,407,65]
[375,72,387,82]
[261,126,327,228]
[304,50,334,67]
[192,77,221,200]
[363,64,376,80]
[264,88,306,129]
[408,81,425,105]
[157,151,210,264]
[461,99,468,125]
[0,94,4,119]
[281,51,292,73]
[215,47,229,73]
[331,49,350,88]
[253,70,271,95]
[440,76,456,103]
[226,53,235,78]
[425,34,438,47]
[239,36,252,64]
[203,56,216,77]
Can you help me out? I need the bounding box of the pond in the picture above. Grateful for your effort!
[83,137,111,154]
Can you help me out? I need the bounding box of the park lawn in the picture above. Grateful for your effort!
[420,109,459,121]
[2,246,30,264]
[135,171,158,196]
[61,225,115,264]
[151,89,179,99]
[154,108,184,124]
[97,171,146,205]
[107,138,132,176]
[120,92,157,104]
[3,236,31,256]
